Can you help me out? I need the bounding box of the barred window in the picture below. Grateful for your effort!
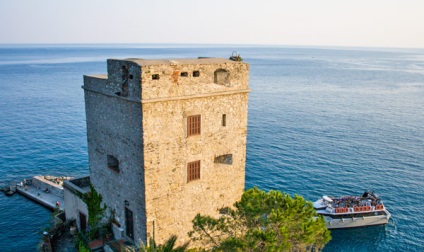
[187,115,201,136]
[187,160,200,182]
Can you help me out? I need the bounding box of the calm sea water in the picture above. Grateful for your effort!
[0,45,423,251]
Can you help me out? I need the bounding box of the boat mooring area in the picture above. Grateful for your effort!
[4,175,70,211]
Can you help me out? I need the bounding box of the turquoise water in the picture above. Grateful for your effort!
[0,45,423,251]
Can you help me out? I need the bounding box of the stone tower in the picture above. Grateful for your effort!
[83,58,249,245]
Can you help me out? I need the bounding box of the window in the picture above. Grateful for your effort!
[214,154,233,165]
[120,66,129,97]
[187,160,200,182]
[79,212,87,231]
[219,207,229,215]
[152,74,160,80]
[187,115,201,136]
[107,155,120,173]
[214,69,230,85]
[193,71,200,77]
[121,82,128,97]
[222,114,226,126]
[122,66,128,81]
[180,72,188,77]
[125,207,134,240]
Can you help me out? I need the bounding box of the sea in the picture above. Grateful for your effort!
[0,45,423,251]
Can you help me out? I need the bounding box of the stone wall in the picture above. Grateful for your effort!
[142,93,248,245]
[83,74,147,243]
[139,59,249,245]
[135,59,249,100]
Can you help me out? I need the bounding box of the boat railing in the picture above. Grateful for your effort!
[332,205,382,214]
[334,207,349,213]
[375,204,384,210]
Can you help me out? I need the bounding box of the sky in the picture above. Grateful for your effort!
[1,0,423,48]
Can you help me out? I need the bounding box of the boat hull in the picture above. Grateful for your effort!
[325,210,391,229]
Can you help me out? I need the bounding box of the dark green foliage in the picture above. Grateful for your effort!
[140,235,190,252]
[80,184,107,228]
[189,187,331,252]
[79,184,107,240]
[78,241,89,252]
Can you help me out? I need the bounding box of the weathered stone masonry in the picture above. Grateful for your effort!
[83,58,250,245]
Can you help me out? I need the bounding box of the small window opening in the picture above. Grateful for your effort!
[222,114,226,127]
[120,66,129,97]
[122,66,128,81]
[180,72,188,77]
[125,207,134,240]
[214,154,233,165]
[214,69,230,85]
[193,71,200,77]
[187,160,201,182]
[129,74,134,80]
[187,115,201,136]
[219,207,229,215]
[121,82,128,97]
[152,74,160,80]
[107,155,120,173]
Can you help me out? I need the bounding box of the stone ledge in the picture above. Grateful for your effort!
[82,85,250,104]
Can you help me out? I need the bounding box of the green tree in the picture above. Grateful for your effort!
[140,235,190,252]
[79,184,107,240]
[189,187,331,252]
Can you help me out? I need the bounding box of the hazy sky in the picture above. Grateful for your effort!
[1,0,423,48]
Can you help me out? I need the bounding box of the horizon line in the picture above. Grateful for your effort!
[0,42,423,51]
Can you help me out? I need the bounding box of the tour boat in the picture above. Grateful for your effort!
[313,191,391,229]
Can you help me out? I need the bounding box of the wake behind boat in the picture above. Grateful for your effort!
[313,191,391,229]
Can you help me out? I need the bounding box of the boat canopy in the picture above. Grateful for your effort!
[323,196,333,202]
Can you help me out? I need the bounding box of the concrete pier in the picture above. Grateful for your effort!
[16,176,69,211]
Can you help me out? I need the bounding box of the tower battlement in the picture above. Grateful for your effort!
[84,58,249,102]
